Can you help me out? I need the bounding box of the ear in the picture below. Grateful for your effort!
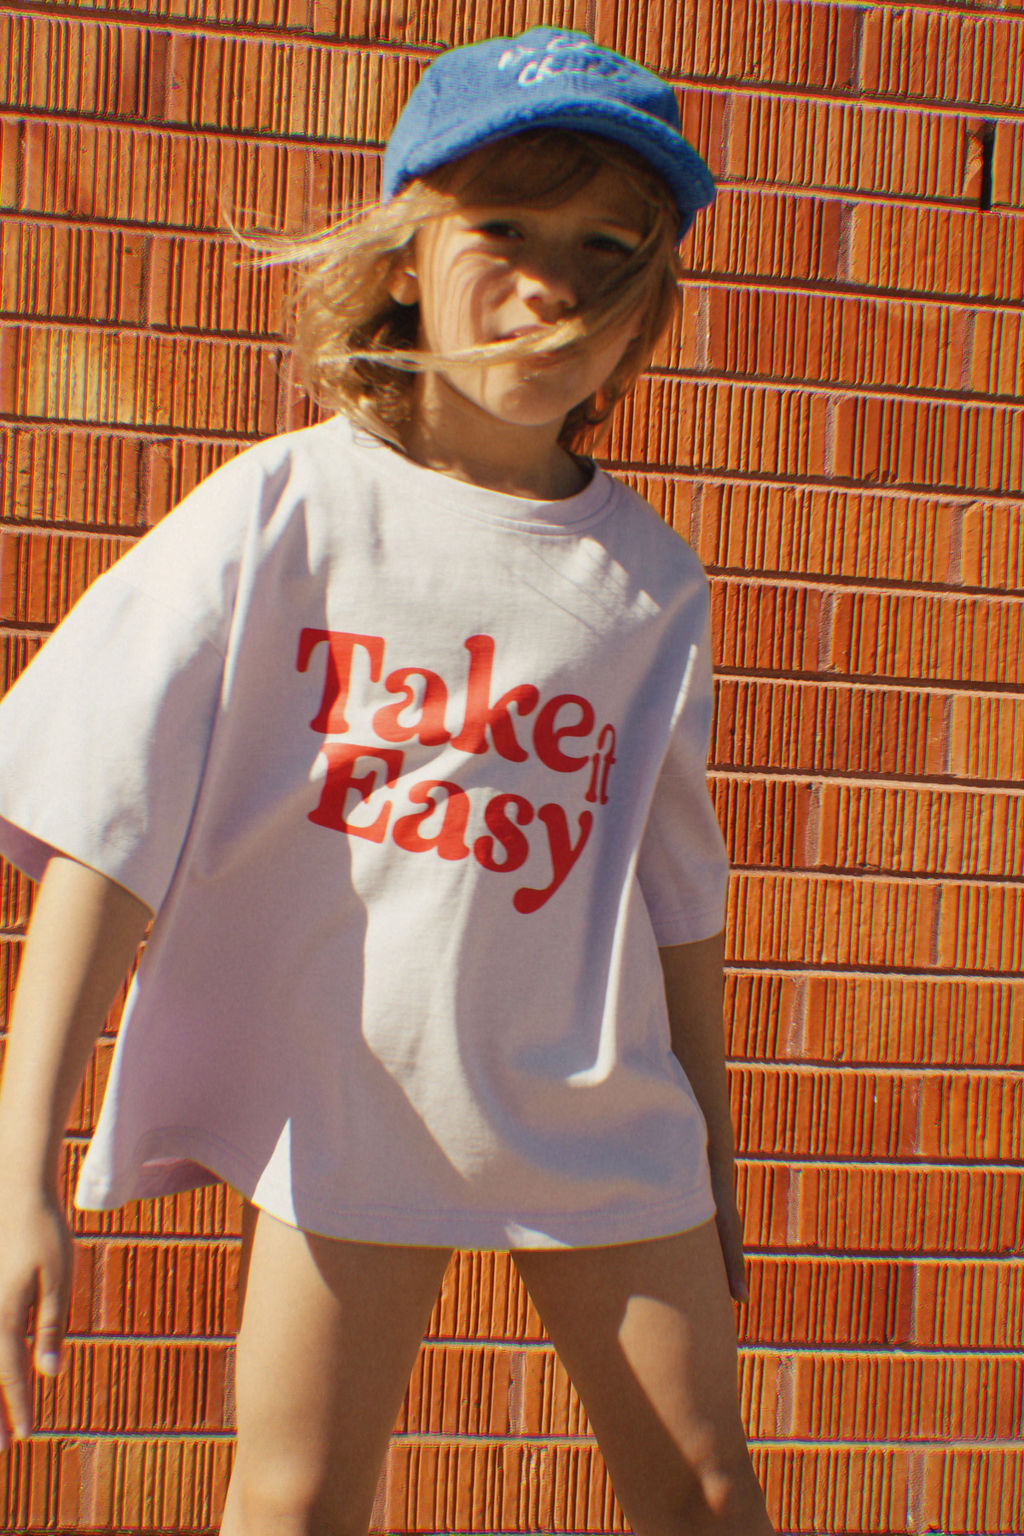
[387,262,419,306]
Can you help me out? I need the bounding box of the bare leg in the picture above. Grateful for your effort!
[514,1220,775,1536]
[220,1203,450,1536]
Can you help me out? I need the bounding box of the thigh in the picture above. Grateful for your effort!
[513,1221,772,1536]
[221,1203,451,1536]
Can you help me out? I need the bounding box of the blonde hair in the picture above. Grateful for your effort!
[254,130,682,451]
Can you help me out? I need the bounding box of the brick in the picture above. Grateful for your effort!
[427,1249,543,1343]
[78,1237,240,1337]
[743,1254,1023,1352]
[0,1438,61,1529]
[768,972,1024,1071]
[861,7,1021,113]
[687,187,845,285]
[677,82,728,180]
[0,933,19,1019]
[0,635,44,698]
[848,200,1023,303]
[0,860,34,932]
[736,1159,793,1249]
[996,119,1024,212]
[742,1254,911,1349]
[832,391,1023,498]
[54,1434,234,1529]
[34,1340,233,1435]
[1,223,147,327]
[960,499,1024,590]
[0,530,132,627]
[758,1446,909,1534]
[712,675,952,778]
[728,94,967,203]
[913,1258,1024,1351]
[727,870,941,970]
[384,1440,628,1533]
[917,1071,1024,1161]
[781,1350,1022,1442]
[66,1037,116,1134]
[10,118,380,231]
[709,774,809,868]
[0,16,407,145]
[783,1162,1023,1257]
[692,285,972,396]
[732,1063,1023,1162]
[936,881,1024,974]
[809,781,1024,879]
[949,691,1024,781]
[0,15,148,121]
[532,471,965,587]
[161,30,423,143]
[0,426,149,531]
[399,1343,510,1435]
[144,230,290,336]
[0,118,21,209]
[1,323,288,436]
[514,1347,591,1437]
[825,588,1023,687]
[712,578,821,675]
[607,376,830,479]
[920,1447,1024,1534]
[733,1062,917,1159]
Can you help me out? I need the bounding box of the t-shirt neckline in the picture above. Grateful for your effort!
[338,417,617,533]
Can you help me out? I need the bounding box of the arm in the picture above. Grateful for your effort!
[660,930,747,1303]
[0,856,151,1450]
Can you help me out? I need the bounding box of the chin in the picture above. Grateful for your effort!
[483,376,591,427]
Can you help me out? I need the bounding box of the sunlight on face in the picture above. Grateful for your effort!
[409,166,651,435]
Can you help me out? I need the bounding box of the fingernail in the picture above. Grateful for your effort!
[40,1352,61,1377]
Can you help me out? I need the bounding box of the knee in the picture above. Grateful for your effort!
[668,1455,775,1536]
[221,1451,374,1536]
[625,1452,774,1536]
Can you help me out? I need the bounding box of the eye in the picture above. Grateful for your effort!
[586,233,638,258]
[474,219,522,241]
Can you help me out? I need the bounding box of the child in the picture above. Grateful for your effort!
[0,28,775,1536]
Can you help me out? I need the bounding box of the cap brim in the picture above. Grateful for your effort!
[384,97,716,239]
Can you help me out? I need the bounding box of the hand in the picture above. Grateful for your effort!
[709,1157,748,1304]
[0,1189,72,1452]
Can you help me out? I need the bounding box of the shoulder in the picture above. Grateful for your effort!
[114,418,358,577]
[165,416,359,523]
[593,473,710,608]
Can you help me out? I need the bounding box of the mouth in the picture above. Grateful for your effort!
[496,329,545,344]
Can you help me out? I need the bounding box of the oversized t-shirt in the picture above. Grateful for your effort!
[0,416,729,1248]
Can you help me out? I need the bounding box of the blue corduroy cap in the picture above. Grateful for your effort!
[381,29,716,241]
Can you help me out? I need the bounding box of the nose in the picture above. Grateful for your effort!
[517,255,579,320]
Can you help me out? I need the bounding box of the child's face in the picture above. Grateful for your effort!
[401,165,651,441]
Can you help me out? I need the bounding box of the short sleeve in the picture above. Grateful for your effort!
[0,453,261,911]
[636,604,728,946]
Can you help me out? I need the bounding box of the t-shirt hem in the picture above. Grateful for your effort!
[649,904,727,946]
[74,1127,716,1251]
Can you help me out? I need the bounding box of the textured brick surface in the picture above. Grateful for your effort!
[3,1,1023,1533]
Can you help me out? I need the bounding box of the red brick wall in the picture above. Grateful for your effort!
[1,2,1022,1532]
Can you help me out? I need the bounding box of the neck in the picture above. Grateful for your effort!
[401,377,589,500]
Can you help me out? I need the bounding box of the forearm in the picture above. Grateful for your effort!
[0,857,151,1190]
[659,929,735,1162]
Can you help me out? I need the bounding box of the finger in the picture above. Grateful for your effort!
[715,1208,749,1305]
[33,1269,67,1379]
[725,1247,749,1305]
[0,1303,34,1445]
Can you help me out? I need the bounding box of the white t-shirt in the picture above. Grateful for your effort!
[0,417,728,1248]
